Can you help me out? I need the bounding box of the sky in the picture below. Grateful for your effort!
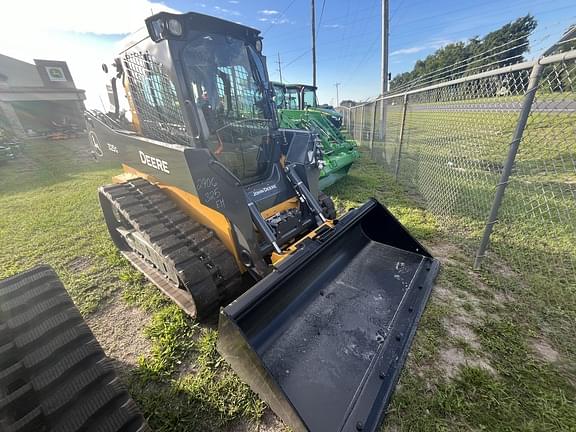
[2,0,574,108]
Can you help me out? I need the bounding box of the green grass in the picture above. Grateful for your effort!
[0,139,127,314]
[347,99,576,429]
[1,137,575,431]
[0,139,263,431]
[383,255,576,431]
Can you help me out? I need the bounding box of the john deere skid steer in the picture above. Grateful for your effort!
[273,82,359,189]
[83,11,439,432]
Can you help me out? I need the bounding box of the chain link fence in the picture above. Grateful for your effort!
[339,41,576,293]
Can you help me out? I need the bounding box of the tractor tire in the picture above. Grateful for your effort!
[318,192,337,220]
[0,265,149,432]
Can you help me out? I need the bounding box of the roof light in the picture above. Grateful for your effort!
[167,18,183,36]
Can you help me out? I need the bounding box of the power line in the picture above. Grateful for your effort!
[392,0,549,27]
[342,33,381,85]
[317,0,327,33]
[262,0,298,35]
[281,5,563,68]
[391,1,571,39]
[284,49,312,69]
[389,0,407,23]
[390,38,535,93]
[336,0,380,76]
[389,5,575,51]
[298,0,542,41]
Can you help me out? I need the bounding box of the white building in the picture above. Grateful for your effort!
[0,54,86,138]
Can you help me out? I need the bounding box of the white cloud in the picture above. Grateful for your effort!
[2,0,179,35]
[429,39,454,49]
[0,0,181,109]
[228,0,240,3]
[258,9,279,15]
[390,40,454,56]
[391,46,426,56]
[258,16,291,25]
[323,24,342,29]
[214,5,241,16]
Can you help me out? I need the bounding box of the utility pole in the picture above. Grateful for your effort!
[380,0,389,139]
[381,0,389,97]
[334,83,340,106]
[311,0,317,87]
[276,52,283,84]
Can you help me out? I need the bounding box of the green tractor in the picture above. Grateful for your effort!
[273,82,359,189]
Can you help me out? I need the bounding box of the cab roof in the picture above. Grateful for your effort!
[146,11,261,42]
[284,83,317,91]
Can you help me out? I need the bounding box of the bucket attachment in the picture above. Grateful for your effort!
[217,199,440,432]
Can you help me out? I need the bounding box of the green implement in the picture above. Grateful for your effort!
[273,82,359,189]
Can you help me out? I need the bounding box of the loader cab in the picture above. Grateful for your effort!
[301,84,319,109]
[271,82,287,109]
[272,82,310,111]
[291,83,343,127]
[120,12,280,185]
[282,84,318,110]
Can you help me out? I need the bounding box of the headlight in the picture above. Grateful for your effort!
[167,18,183,36]
[255,39,263,53]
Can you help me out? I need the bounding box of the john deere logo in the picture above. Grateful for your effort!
[46,66,67,82]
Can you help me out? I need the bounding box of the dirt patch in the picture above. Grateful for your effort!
[66,256,93,273]
[425,243,499,379]
[439,347,496,378]
[531,338,560,363]
[86,293,152,368]
[228,409,285,432]
[176,353,199,378]
[428,242,461,265]
[492,260,519,279]
[443,316,481,349]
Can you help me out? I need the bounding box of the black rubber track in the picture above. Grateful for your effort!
[99,178,245,319]
[0,265,149,432]
[318,192,337,220]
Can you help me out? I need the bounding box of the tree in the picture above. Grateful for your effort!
[340,100,357,107]
[390,15,537,91]
[542,24,576,93]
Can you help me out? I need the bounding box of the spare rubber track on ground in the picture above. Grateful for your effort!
[99,178,244,318]
[0,265,149,432]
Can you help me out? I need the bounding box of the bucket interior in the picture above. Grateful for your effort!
[220,201,438,432]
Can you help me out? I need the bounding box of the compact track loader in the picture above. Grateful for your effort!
[86,11,439,431]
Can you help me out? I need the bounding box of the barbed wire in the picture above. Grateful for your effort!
[388,31,539,94]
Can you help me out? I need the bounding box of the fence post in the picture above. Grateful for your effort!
[348,107,352,134]
[354,107,358,139]
[350,107,355,140]
[370,101,378,158]
[394,94,409,180]
[473,62,544,270]
[359,105,365,146]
